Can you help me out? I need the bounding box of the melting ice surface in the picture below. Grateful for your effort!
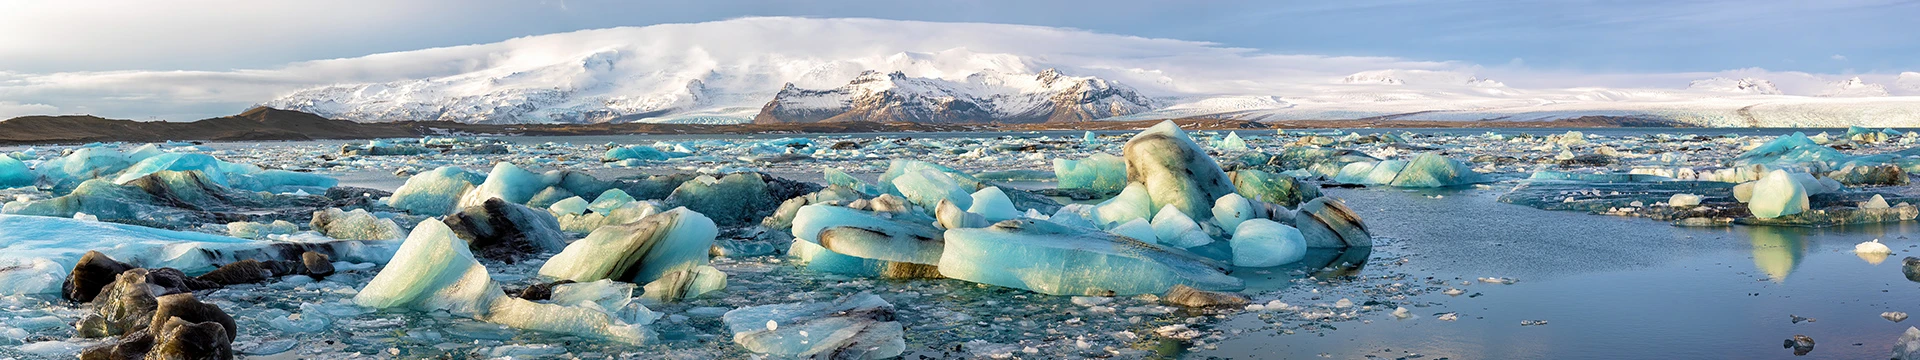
[1,126,1919,359]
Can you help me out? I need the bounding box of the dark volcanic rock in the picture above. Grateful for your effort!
[507,280,577,301]
[78,329,153,360]
[194,260,307,285]
[84,293,237,360]
[151,293,238,343]
[443,198,567,263]
[150,317,234,360]
[302,252,335,279]
[80,269,165,338]
[64,250,136,302]
[1162,284,1250,308]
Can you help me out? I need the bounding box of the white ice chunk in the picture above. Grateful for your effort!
[540,208,718,284]
[457,162,550,209]
[722,292,904,359]
[1749,170,1810,219]
[1108,219,1158,244]
[1149,204,1213,248]
[939,219,1243,296]
[388,166,484,215]
[1229,219,1307,267]
[966,186,1021,222]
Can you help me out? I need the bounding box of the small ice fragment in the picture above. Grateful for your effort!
[1154,324,1201,340]
[1392,307,1411,319]
[1071,296,1114,307]
[766,320,777,331]
[1520,320,1548,326]
[1437,313,1458,321]
[1669,194,1702,207]
[1858,240,1893,254]
[1885,312,1909,323]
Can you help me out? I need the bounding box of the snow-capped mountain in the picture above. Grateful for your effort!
[753,69,1155,124]
[1339,70,1504,87]
[1821,77,1890,97]
[1688,77,1782,95]
[174,17,1920,127]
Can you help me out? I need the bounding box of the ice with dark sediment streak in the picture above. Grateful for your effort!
[939,218,1243,296]
[0,214,392,296]
[1122,120,1237,221]
[721,292,904,359]
[3,170,334,229]
[539,207,718,284]
[354,220,652,344]
[788,204,944,278]
[443,197,568,262]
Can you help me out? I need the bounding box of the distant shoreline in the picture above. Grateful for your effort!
[0,109,1698,146]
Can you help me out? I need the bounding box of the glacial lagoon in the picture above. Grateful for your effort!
[1,124,1917,359]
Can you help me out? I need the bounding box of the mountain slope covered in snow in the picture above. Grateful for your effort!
[243,17,1920,127]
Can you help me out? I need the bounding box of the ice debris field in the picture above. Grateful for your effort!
[0,121,1918,358]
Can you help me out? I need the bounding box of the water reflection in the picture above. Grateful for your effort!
[1857,249,1891,265]
[1234,247,1372,291]
[1748,227,1805,282]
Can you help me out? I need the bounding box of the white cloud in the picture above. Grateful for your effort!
[0,101,60,120]
[1832,54,1848,61]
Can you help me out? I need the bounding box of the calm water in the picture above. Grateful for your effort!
[1201,186,1919,360]
[7,127,1916,359]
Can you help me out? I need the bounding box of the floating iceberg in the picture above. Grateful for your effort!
[539,208,717,284]
[939,219,1243,296]
[443,198,568,262]
[1387,153,1487,187]
[664,173,781,227]
[966,186,1022,222]
[387,166,484,215]
[1053,153,1128,195]
[722,292,904,359]
[354,220,651,344]
[0,155,33,188]
[310,208,405,241]
[1229,219,1307,267]
[1229,169,1320,207]
[789,204,945,277]
[1749,170,1810,219]
[457,162,548,209]
[1122,121,1237,220]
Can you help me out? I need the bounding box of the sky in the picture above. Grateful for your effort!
[1,0,1917,120]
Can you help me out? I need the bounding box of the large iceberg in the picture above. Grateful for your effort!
[539,208,718,284]
[939,219,1243,296]
[355,220,651,344]
[788,204,945,278]
[456,162,548,209]
[1749,170,1811,219]
[387,166,485,215]
[1122,121,1237,220]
